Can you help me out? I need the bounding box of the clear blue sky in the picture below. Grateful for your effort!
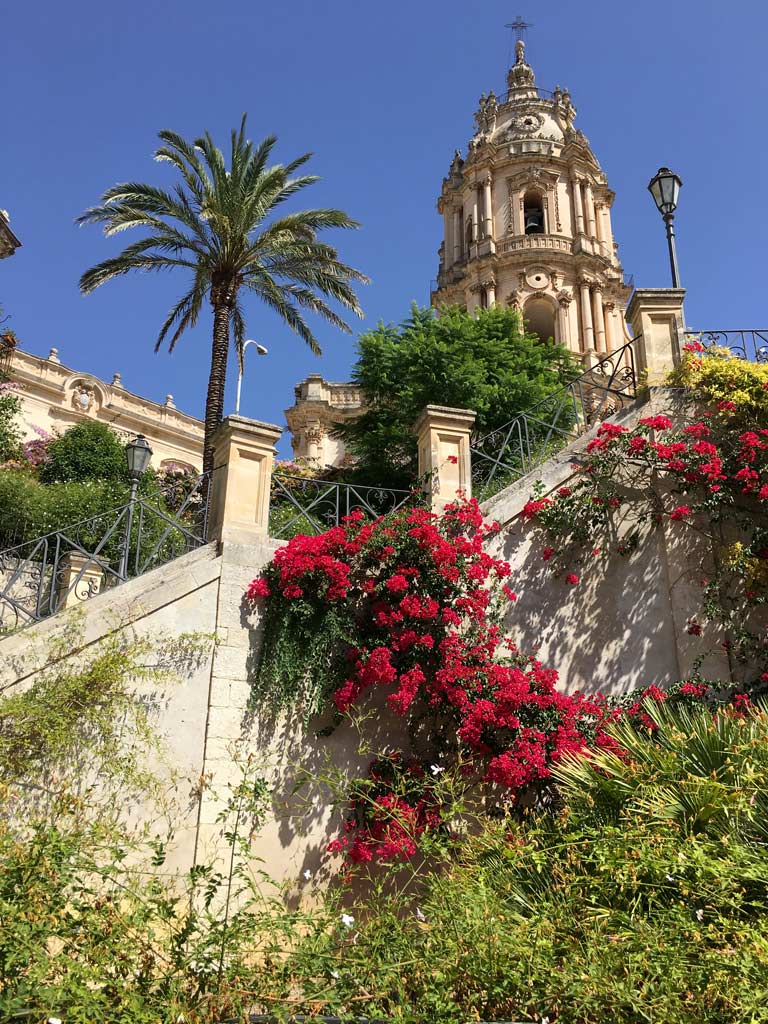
[2,0,766,455]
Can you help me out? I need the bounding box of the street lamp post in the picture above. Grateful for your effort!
[647,167,683,288]
[119,433,153,580]
[235,339,269,416]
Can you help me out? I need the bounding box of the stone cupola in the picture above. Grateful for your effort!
[432,38,632,361]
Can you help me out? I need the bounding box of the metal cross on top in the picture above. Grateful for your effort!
[505,15,533,41]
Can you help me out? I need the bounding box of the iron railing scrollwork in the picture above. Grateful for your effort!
[269,471,414,539]
[0,472,211,634]
[470,341,637,501]
[685,329,768,363]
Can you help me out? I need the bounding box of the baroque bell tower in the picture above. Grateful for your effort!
[432,32,632,360]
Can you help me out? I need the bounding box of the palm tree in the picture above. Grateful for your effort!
[78,117,368,474]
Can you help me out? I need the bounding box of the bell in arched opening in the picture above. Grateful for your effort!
[523,190,545,235]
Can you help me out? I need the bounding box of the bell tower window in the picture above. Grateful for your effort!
[523,191,545,235]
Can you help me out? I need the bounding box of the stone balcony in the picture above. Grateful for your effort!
[497,233,572,255]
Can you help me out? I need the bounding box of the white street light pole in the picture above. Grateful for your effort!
[235,339,269,416]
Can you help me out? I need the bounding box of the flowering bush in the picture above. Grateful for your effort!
[247,498,670,864]
[522,348,768,689]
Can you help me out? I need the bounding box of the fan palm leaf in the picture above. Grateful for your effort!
[78,114,368,475]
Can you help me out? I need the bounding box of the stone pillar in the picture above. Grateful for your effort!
[579,280,595,352]
[603,300,615,351]
[571,176,585,235]
[472,189,480,243]
[514,190,524,235]
[483,175,493,239]
[584,182,597,239]
[626,289,686,384]
[486,280,496,307]
[592,286,606,352]
[453,208,462,261]
[55,551,106,610]
[602,204,615,252]
[208,415,282,545]
[413,405,476,511]
[443,206,453,268]
[557,293,573,350]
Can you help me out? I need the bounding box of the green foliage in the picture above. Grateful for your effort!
[39,420,129,484]
[266,705,768,1023]
[0,469,130,548]
[0,373,23,463]
[338,303,578,487]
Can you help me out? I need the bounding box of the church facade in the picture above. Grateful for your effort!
[288,38,634,467]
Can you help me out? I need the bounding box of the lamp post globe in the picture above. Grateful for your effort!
[647,167,683,288]
[125,433,153,480]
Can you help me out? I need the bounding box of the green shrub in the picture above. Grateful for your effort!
[0,373,23,463]
[39,420,129,484]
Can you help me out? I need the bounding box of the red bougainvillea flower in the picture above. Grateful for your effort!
[669,505,693,521]
[246,577,270,599]
[565,573,579,586]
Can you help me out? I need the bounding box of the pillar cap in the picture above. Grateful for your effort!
[626,288,686,323]
[413,405,477,435]
[212,414,282,443]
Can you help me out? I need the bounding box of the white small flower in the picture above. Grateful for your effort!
[330,969,340,979]
[47,1019,63,1024]
[665,874,675,882]
[341,913,355,927]
[430,764,444,775]
[303,868,312,880]
[695,908,705,921]
[415,907,426,921]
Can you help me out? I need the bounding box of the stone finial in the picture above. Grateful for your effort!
[515,38,526,64]
[165,394,175,408]
[111,372,123,387]
[413,405,477,511]
[47,347,60,363]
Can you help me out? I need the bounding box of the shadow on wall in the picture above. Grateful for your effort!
[240,598,411,907]
[494,508,690,695]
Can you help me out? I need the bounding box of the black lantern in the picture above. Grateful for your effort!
[125,434,153,480]
[647,167,683,287]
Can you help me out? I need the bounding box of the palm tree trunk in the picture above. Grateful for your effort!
[203,301,231,476]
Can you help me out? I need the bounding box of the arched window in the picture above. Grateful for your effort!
[524,297,557,344]
[465,216,473,251]
[523,190,545,235]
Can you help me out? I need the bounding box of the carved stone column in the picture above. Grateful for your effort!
[592,286,606,352]
[485,279,496,308]
[483,175,493,240]
[584,181,597,239]
[472,189,480,243]
[557,290,573,350]
[453,208,462,261]
[579,280,595,352]
[413,405,477,511]
[604,300,615,351]
[208,415,282,544]
[443,204,453,268]
[571,176,585,235]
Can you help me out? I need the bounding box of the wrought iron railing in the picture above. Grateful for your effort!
[685,329,768,363]
[471,341,637,501]
[269,470,414,540]
[0,473,211,634]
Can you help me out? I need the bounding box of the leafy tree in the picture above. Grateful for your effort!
[337,303,578,487]
[39,420,128,484]
[78,117,367,474]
